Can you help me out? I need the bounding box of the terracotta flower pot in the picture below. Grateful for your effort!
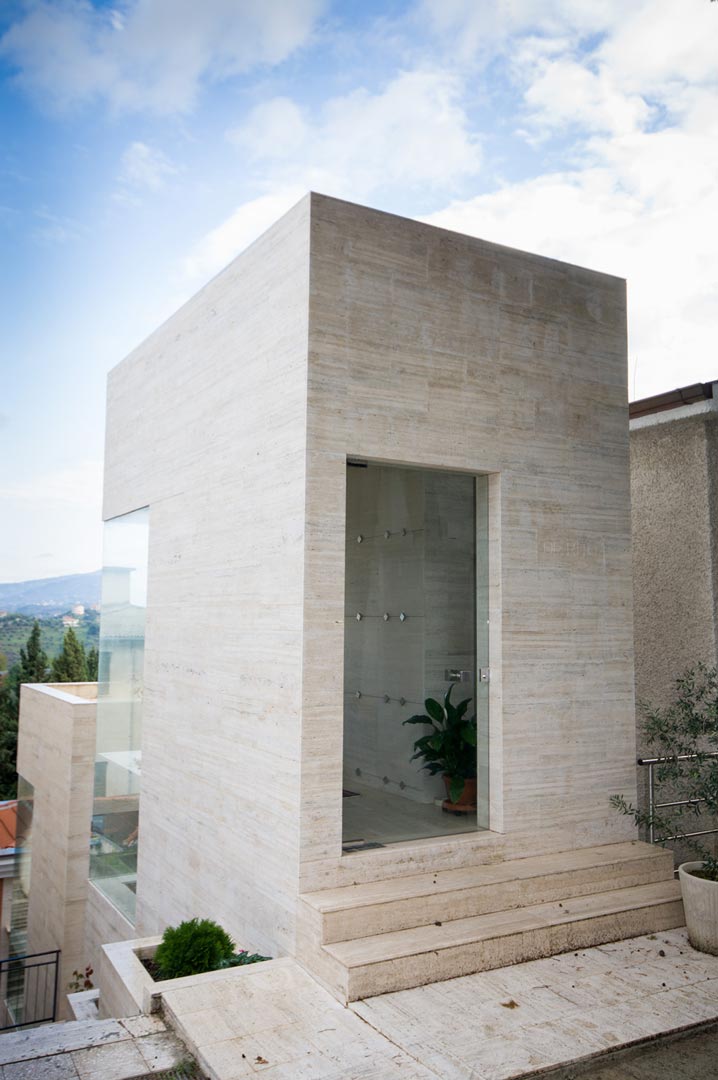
[442,775,477,813]
[678,862,718,956]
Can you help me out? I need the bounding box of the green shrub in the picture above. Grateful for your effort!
[154,918,235,980]
[217,950,269,969]
[612,663,718,881]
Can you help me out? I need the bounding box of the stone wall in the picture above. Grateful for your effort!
[104,193,637,955]
[103,197,312,957]
[299,195,636,891]
[17,683,97,1018]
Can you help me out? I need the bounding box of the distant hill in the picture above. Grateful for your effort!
[0,571,102,616]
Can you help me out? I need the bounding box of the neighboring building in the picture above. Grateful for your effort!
[16,195,680,1019]
[71,605,85,617]
[629,379,718,860]
[0,802,17,959]
[61,616,79,629]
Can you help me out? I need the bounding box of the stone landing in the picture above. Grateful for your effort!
[298,842,683,1001]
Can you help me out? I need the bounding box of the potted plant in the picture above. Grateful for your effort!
[612,663,718,955]
[404,684,477,811]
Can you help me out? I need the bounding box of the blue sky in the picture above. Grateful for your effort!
[1,0,717,583]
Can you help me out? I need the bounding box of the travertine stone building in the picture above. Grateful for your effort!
[17,195,682,1009]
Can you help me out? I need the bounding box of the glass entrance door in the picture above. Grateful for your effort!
[342,463,489,848]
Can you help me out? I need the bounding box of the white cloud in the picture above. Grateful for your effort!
[185,70,481,286]
[524,60,651,137]
[597,0,718,94]
[0,0,327,114]
[229,70,481,196]
[228,98,309,162]
[417,0,627,62]
[118,141,176,192]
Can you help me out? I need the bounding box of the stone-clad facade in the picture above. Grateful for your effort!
[19,195,683,1012]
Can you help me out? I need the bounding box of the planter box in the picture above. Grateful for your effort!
[679,862,718,956]
[97,936,281,1019]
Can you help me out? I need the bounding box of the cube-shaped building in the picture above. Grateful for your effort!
[18,194,682,1009]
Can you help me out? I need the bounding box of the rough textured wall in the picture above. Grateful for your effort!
[630,408,718,861]
[300,194,635,890]
[103,197,311,957]
[17,683,96,1018]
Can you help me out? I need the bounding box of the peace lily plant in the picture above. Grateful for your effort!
[404,684,477,807]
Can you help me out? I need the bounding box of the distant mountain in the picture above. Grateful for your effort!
[0,571,102,615]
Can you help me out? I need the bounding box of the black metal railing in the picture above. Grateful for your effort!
[0,950,60,1031]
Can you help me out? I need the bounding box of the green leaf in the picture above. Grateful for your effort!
[425,698,445,724]
[403,714,433,726]
[412,734,437,752]
[462,723,477,746]
[448,776,466,804]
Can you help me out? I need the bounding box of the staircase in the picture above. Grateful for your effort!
[298,841,683,1002]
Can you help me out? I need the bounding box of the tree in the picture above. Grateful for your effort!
[18,620,49,683]
[86,646,99,682]
[0,665,21,799]
[0,620,51,800]
[51,627,89,682]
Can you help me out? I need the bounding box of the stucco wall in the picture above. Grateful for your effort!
[17,683,97,1018]
[103,196,311,957]
[630,403,718,860]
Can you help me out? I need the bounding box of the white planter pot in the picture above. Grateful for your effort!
[678,862,718,955]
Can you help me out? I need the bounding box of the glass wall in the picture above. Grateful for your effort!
[90,507,148,922]
[342,463,489,848]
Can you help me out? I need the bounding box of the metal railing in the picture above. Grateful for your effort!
[0,950,60,1031]
[638,752,718,844]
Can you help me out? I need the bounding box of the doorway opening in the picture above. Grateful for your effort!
[342,462,489,849]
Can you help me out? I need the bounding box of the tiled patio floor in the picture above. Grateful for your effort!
[353,928,718,1079]
[161,928,718,1080]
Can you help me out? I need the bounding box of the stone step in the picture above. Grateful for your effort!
[301,842,674,944]
[321,879,684,1001]
[0,1017,128,1064]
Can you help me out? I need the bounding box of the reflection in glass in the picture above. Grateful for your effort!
[90,507,148,922]
[9,777,33,957]
[3,777,34,1024]
[342,464,489,848]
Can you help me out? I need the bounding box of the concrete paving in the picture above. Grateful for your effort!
[0,1014,192,1079]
